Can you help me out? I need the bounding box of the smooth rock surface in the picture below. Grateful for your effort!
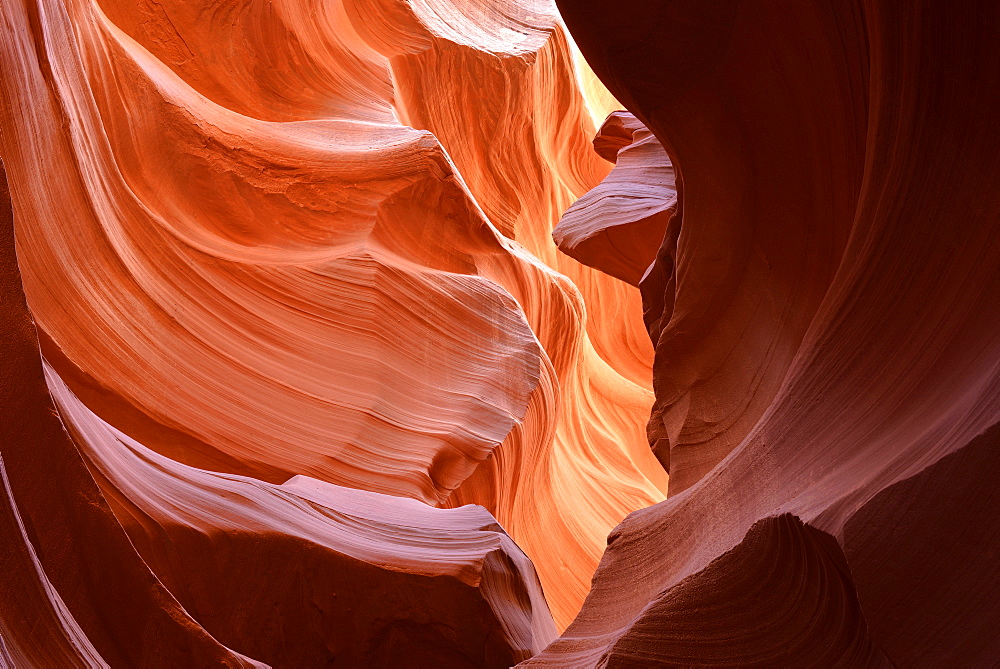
[526,0,1000,665]
[1,0,665,650]
[3,0,999,665]
[553,111,676,287]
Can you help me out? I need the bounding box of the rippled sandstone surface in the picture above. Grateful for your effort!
[2,0,999,666]
[1,0,662,663]
[526,0,1000,666]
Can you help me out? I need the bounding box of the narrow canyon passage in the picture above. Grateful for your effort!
[2,0,999,667]
[2,0,662,664]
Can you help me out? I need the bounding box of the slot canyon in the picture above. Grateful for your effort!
[1,0,998,666]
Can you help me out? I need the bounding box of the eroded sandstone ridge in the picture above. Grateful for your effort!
[2,0,999,666]
[524,0,1000,666]
[1,0,664,663]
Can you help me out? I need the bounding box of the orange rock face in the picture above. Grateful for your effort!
[3,0,1000,665]
[1,0,663,660]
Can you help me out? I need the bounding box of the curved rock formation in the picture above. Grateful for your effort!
[50,363,556,666]
[0,151,555,667]
[524,0,1000,665]
[1,0,665,653]
[1,162,256,668]
[553,112,676,287]
[599,514,889,668]
[4,0,1000,665]
[3,156,555,665]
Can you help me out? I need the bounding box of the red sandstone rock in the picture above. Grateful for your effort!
[553,112,676,286]
[1,161,257,668]
[598,514,891,667]
[4,155,557,666]
[4,0,1000,664]
[49,363,556,666]
[525,0,1000,665]
[1,0,665,652]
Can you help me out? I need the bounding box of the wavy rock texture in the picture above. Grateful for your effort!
[0,0,665,654]
[524,0,1000,665]
[600,514,890,668]
[4,0,1000,665]
[3,158,554,666]
[553,111,676,287]
[1,162,256,668]
[49,363,556,666]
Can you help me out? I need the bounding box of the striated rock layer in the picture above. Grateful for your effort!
[526,0,1000,666]
[553,111,676,288]
[3,157,555,665]
[49,362,556,667]
[2,141,549,669]
[4,0,1000,665]
[1,0,664,656]
[2,161,256,668]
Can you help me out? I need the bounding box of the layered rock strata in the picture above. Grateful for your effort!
[526,0,1000,665]
[1,0,665,653]
[3,0,999,665]
[553,111,676,287]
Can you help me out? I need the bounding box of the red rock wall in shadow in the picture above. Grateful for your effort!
[525,0,1000,665]
[572,1,870,495]
[600,514,890,667]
